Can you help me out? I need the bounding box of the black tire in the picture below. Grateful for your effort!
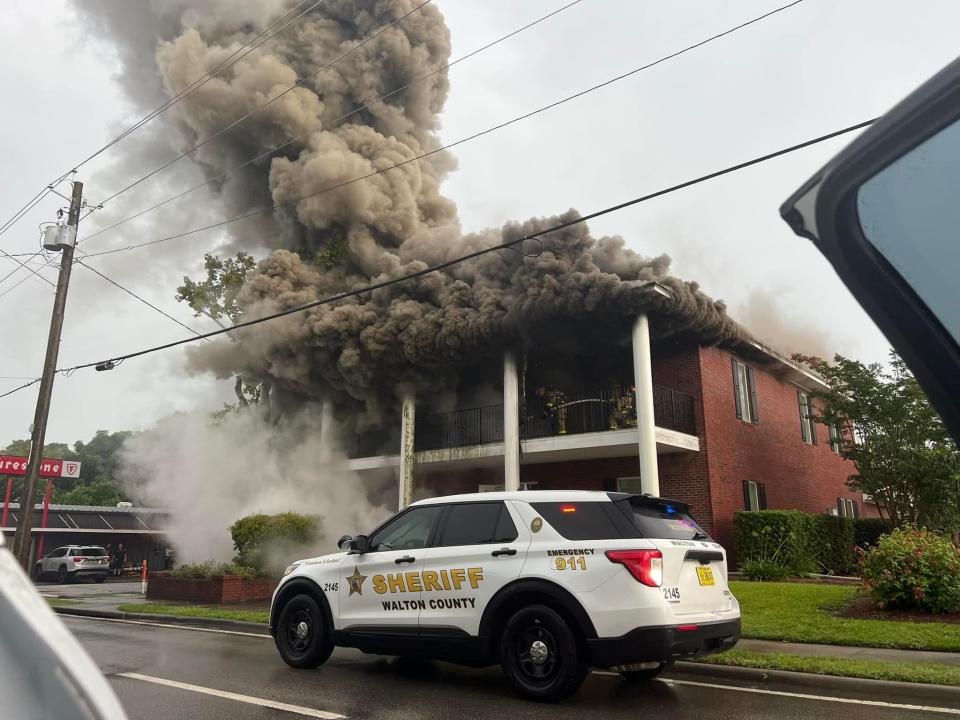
[32,564,43,581]
[57,566,69,584]
[620,661,672,682]
[499,604,587,702]
[94,575,106,584]
[275,593,334,669]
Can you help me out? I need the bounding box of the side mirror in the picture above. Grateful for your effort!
[337,535,352,551]
[348,535,371,554]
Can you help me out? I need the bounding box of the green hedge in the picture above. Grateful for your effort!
[736,511,895,577]
[854,518,893,549]
[811,515,856,575]
[734,510,817,576]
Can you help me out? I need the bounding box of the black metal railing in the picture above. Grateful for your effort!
[653,385,696,435]
[347,385,696,458]
[415,404,504,452]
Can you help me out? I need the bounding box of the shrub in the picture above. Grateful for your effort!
[853,517,894,549]
[230,512,320,578]
[734,510,817,578]
[811,515,856,575]
[170,561,257,580]
[739,557,792,582]
[861,527,960,614]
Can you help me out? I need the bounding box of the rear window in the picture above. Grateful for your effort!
[619,499,710,541]
[531,502,626,540]
[79,547,108,557]
[437,503,518,546]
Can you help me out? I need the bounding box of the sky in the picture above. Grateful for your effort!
[1,0,957,449]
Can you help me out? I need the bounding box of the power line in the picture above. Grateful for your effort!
[81,0,587,245]
[76,259,208,340]
[0,1,324,248]
[97,0,433,207]
[0,248,55,288]
[0,378,40,400]
[0,187,52,240]
[82,0,807,261]
[70,0,328,172]
[41,115,873,382]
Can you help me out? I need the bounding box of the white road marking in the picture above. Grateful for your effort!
[659,677,960,716]
[62,613,270,638]
[117,673,346,719]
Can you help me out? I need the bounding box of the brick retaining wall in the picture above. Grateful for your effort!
[147,573,277,604]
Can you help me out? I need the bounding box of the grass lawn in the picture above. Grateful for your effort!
[118,603,269,624]
[731,581,960,652]
[697,649,960,686]
[45,598,72,607]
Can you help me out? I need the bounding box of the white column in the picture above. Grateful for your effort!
[503,352,521,491]
[398,393,416,509]
[319,398,335,451]
[632,314,660,496]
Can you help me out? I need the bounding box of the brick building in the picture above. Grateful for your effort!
[341,295,871,553]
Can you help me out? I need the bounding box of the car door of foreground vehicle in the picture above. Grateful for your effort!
[420,501,530,636]
[337,504,443,634]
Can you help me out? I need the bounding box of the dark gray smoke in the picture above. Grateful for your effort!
[74,0,752,426]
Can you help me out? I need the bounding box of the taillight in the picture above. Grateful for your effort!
[605,549,663,587]
[73,557,83,563]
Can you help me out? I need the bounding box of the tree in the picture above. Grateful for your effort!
[795,350,960,532]
[1,433,133,507]
[175,252,266,412]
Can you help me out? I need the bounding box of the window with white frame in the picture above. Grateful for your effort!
[829,423,842,453]
[798,391,817,445]
[732,359,758,424]
[742,480,767,511]
[837,498,859,518]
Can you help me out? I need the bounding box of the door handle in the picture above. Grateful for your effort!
[492,548,517,557]
[395,555,416,564]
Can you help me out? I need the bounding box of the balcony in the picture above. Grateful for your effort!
[405,384,695,455]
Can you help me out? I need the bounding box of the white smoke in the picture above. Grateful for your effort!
[120,406,390,564]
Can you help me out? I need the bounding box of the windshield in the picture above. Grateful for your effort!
[618,499,711,541]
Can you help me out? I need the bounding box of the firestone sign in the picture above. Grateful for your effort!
[0,456,81,478]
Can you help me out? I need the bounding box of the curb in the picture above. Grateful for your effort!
[52,606,270,634]
[674,661,960,706]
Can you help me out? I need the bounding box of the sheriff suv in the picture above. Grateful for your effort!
[270,491,740,701]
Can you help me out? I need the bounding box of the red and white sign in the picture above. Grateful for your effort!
[0,456,81,478]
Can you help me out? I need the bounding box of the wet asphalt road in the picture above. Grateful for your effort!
[65,615,957,720]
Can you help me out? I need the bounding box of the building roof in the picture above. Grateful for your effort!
[4,503,167,515]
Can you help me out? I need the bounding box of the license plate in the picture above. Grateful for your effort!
[696,566,715,586]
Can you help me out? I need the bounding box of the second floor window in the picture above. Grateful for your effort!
[829,423,842,453]
[798,391,818,445]
[743,480,767,511]
[732,359,758,424]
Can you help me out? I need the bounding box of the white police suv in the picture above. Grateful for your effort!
[270,490,740,700]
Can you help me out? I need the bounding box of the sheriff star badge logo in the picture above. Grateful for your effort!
[347,566,367,596]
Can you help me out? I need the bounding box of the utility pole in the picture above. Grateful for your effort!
[12,180,82,571]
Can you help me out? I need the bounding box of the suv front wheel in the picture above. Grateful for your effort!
[499,604,587,701]
[275,594,334,669]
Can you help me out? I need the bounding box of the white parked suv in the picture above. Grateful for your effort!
[270,490,740,700]
[33,545,110,584]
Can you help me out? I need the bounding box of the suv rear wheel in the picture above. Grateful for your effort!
[275,594,334,669]
[499,604,587,702]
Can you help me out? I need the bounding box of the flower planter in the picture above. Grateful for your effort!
[147,572,277,604]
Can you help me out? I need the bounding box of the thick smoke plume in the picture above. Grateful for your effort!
[120,408,389,563]
[77,1,753,424]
